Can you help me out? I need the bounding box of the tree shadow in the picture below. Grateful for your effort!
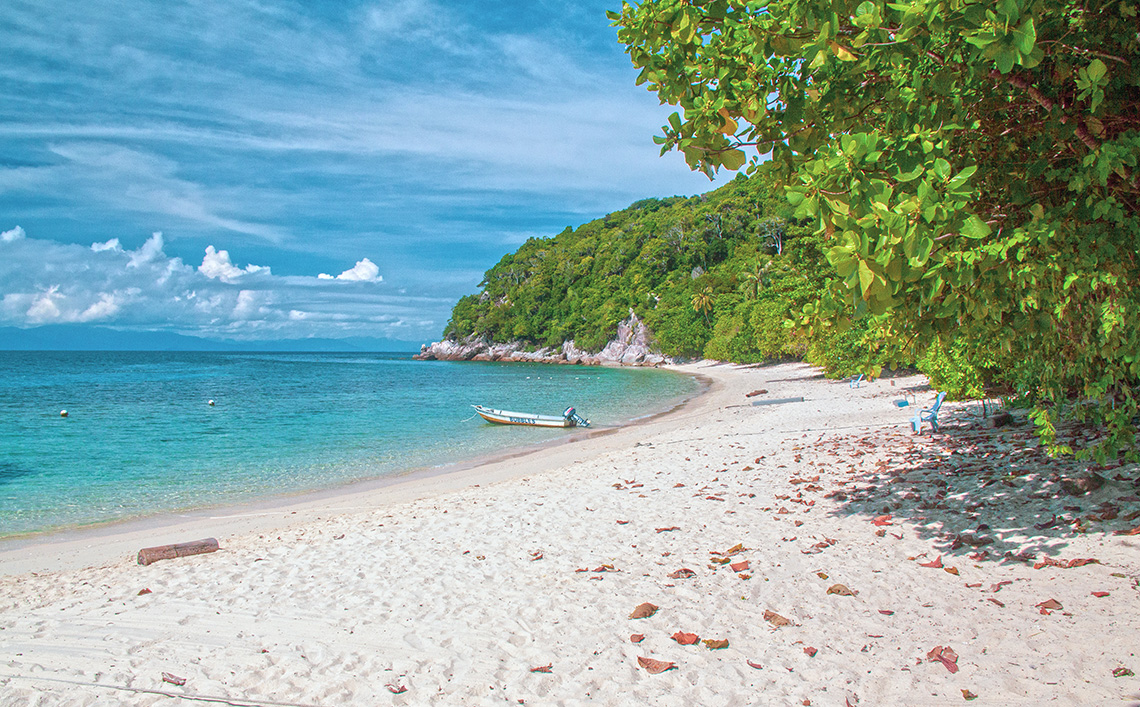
[820,407,1140,565]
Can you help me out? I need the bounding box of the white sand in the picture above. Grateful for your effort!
[1,361,1138,706]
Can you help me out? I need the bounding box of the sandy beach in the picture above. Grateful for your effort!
[2,361,1138,706]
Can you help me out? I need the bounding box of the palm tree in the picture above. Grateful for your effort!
[739,261,772,300]
[691,287,714,324]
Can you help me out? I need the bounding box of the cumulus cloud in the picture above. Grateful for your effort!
[1,226,25,243]
[0,226,428,340]
[319,257,382,282]
[199,245,271,283]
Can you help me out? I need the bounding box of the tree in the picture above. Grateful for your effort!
[612,0,1140,460]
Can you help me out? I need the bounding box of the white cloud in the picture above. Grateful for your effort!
[1,226,25,242]
[199,245,270,283]
[0,226,434,340]
[321,257,381,282]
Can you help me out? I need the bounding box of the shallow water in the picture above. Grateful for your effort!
[0,351,698,536]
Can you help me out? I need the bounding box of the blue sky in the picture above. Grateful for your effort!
[0,0,715,345]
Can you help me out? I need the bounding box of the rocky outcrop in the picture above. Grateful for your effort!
[413,310,670,366]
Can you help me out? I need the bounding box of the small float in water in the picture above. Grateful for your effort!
[473,405,590,428]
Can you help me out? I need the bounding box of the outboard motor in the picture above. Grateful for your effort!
[563,406,591,428]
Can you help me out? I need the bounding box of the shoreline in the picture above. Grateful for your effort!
[3,360,1137,705]
[0,367,713,576]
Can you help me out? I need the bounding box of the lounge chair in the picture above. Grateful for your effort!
[911,391,947,434]
[849,374,864,388]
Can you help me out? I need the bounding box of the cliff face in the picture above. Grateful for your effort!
[413,311,670,366]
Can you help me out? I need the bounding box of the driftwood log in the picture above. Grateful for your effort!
[137,538,220,566]
[750,397,805,406]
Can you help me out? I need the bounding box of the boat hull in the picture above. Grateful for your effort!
[472,405,574,428]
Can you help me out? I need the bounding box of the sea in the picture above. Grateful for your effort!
[0,351,699,538]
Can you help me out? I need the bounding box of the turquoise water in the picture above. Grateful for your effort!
[0,351,698,537]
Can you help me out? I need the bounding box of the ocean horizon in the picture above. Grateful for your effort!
[0,351,699,538]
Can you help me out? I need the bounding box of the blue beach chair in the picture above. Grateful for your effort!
[911,391,947,434]
[849,374,864,388]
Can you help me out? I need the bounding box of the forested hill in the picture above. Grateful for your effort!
[443,172,849,365]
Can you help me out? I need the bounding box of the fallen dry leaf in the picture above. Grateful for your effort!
[703,638,729,649]
[747,659,763,669]
[919,556,944,569]
[630,634,645,643]
[804,646,818,657]
[637,656,677,674]
[629,602,659,619]
[987,597,1005,607]
[927,645,959,673]
[1036,598,1063,611]
[656,526,680,533]
[385,684,408,694]
[1114,667,1135,677]
[730,560,750,572]
[827,583,856,596]
[529,664,553,673]
[1113,524,1140,536]
[872,514,892,526]
[1091,591,1110,598]
[161,673,186,686]
[138,588,152,596]
[944,566,960,576]
[764,610,791,627]
[667,568,696,579]
[817,572,829,579]
[962,688,978,700]
[878,609,894,615]
[616,520,630,525]
[672,631,699,645]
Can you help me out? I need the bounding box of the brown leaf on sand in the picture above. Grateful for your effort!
[927,645,959,673]
[804,646,818,657]
[530,664,553,673]
[827,583,856,596]
[816,572,829,579]
[656,526,680,533]
[872,514,893,526]
[919,555,944,569]
[1091,591,1110,598]
[1113,524,1140,536]
[386,684,408,694]
[987,597,1005,607]
[730,560,750,572]
[1036,598,1063,612]
[668,568,696,579]
[1066,558,1099,568]
[616,520,630,525]
[138,588,152,596]
[944,566,960,576]
[878,609,894,615]
[630,634,645,643]
[672,631,699,645]
[714,542,746,556]
[764,610,791,627]
[703,639,729,650]
[746,659,763,669]
[962,688,979,700]
[637,656,677,674]
[161,673,186,686]
[630,603,658,619]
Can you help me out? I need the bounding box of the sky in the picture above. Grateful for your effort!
[0,0,716,347]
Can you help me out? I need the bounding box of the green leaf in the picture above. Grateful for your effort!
[961,215,992,239]
[721,149,747,170]
[1087,58,1107,82]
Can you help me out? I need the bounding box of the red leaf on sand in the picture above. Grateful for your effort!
[138,588,152,596]
[927,645,959,673]
[872,515,892,526]
[987,597,1004,607]
[747,659,763,669]
[656,526,680,533]
[637,656,677,674]
[672,631,699,645]
[919,555,943,568]
[630,634,645,643]
[1113,524,1140,536]
[629,603,659,619]
[616,520,630,525]
[386,684,407,694]
[1092,591,1110,598]
[1036,598,1063,611]
[804,646,818,657]
[730,560,750,572]
[668,568,696,579]
[1067,558,1099,568]
[530,664,553,673]
[878,610,894,615]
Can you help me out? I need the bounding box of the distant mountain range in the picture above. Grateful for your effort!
[0,325,422,352]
